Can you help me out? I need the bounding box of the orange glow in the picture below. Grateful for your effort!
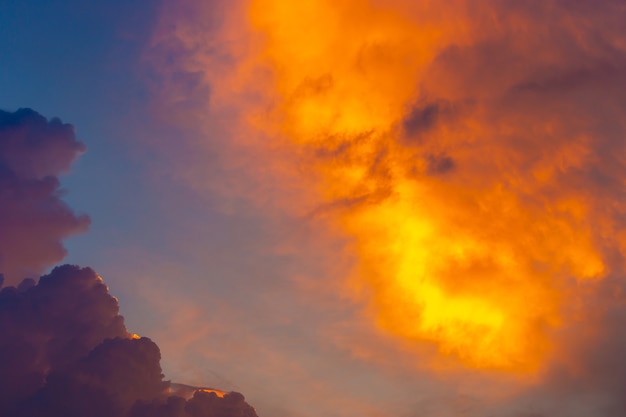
[248,2,439,140]
[130,333,141,340]
[168,383,228,400]
[237,0,607,372]
[199,388,227,398]
[159,0,612,373]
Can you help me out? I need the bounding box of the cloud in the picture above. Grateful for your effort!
[0,264,130,413]
[0,265,259,417]
[492,276,626,417]
[149,0,626,415]
[0,108,90,284]
[0,265,127,412]
[0,106,259,417]
[16,336,167,417]
[130,390,259,417]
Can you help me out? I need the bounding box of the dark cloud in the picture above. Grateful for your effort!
[131,390,259,417]
[0,265,259,417]
[401,100,461,144]
[0,265,128,412]
[425,154,455,175]
[185,391,259,417]
[402,102,441,139]
[130,395,188,417]
[0,108,90,284]
[0,107,259,417]
[17,337,168,417]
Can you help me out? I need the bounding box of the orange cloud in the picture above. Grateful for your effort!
[151,0,626,378]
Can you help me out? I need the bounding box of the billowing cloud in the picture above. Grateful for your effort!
[0,265,127,412]
[0,107,259,417]
[131,390,259,417]
[0,266,259,417]
[149,0,626,414]
[0,108,90,284]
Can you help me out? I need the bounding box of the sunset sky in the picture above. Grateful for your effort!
[2,1,626,416]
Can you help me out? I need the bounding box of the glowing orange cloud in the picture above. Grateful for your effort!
[241,0,610,373]
[153,0,624,374]
[199,388,227,398]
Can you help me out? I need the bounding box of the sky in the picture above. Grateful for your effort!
[1,1,626,416]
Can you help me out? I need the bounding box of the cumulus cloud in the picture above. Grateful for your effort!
[131,390,259,417]
[0,107,259,417]
[0,266,259,417]
[0,265,127,411]
[0,108,90,284]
